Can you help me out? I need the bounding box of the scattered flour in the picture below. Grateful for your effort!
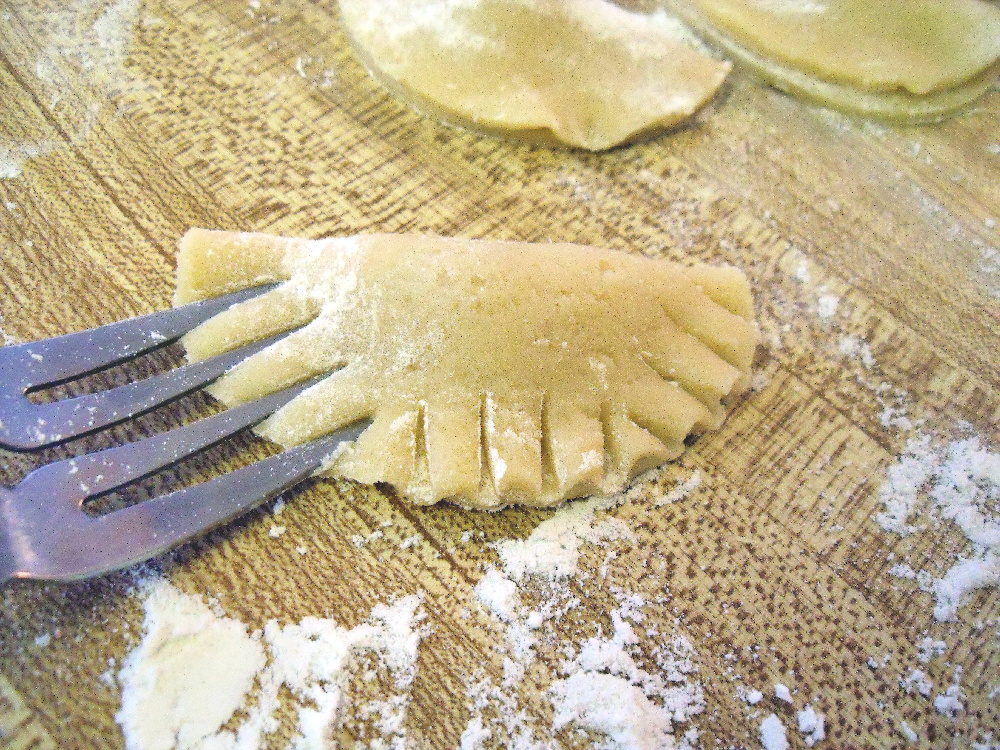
[0,309,19,346]
[34,0,143,96]
[466,473,711,749]
[870,383,915,434]
[932,667,965,719]
[837,335,875,369]
[115,580,267,750]
[866,653,890,670]
[760,713,789,750]
[474,568,521,623]
[876,434,1000,620]
[815,294,839,320]
[462,674,550,750]
[491,496,633,580]
[973,732,1000,750]
[796,705,825,747]
[352,529,384,547]
[3,0,143,178]
[931,553,1000,622]
[550,672,675,750]
[262,596,423,749]
[915,637,947,664]
[773,683,792,703]
[901,669,933,697]
[116,578,425,750]
[0,143,56,180]
[655,470,703,507]
[466,559,703,750]
[459,715,492,750]
[550,600,704,750]
[976,243,1000,300]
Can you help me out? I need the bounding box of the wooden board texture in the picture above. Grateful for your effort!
[1,1,999,748]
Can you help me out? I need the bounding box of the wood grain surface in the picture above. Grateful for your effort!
[1,1,999,748]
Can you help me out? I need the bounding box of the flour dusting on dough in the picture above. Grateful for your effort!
[176,230,758,510]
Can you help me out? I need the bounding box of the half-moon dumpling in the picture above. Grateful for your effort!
[661,0,1000,121]
[337,0,731,150]
[176,230,758,509]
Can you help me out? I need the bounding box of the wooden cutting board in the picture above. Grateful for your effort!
[1,1,998,747]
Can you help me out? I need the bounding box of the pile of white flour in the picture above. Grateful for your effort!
[116,579,424,749]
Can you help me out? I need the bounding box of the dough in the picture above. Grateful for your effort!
[337,0,730,150]
[176,230,758,509]
[661,0,1000,121]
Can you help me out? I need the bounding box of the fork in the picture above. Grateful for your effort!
[0,286,366,583]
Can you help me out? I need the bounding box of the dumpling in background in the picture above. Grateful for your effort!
[660,0,1000,121]
[338,0,731,150]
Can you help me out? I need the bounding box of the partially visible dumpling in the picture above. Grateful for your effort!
[176,230,759,510]
[660,0,1000,121]
[338,0,730,150]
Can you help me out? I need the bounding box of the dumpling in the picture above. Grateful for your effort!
[661,0,1000,121]
[176,230,758,509]
[337,0,730,150]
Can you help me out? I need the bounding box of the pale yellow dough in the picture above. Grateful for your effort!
[176,230,758,509]
[662,0,1000,121]
[337,0,730,150]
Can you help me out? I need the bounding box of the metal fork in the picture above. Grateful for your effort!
[0,286,366,583]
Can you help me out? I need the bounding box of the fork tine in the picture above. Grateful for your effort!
[14,378,324,503]
[3,370,369,581]
[0,284,277,391]
[7,424,366,581]
[0,331,291,451]
[0,284,283,451]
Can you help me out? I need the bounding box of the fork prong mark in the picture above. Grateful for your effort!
[0,284,277,392]
[0,329,293,451]
[14,377,324,505]
[4,423,367,581]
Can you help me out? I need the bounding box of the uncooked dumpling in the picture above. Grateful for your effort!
[338,0,730,150]
[661,0,1000,121]
[176,230,758,509]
